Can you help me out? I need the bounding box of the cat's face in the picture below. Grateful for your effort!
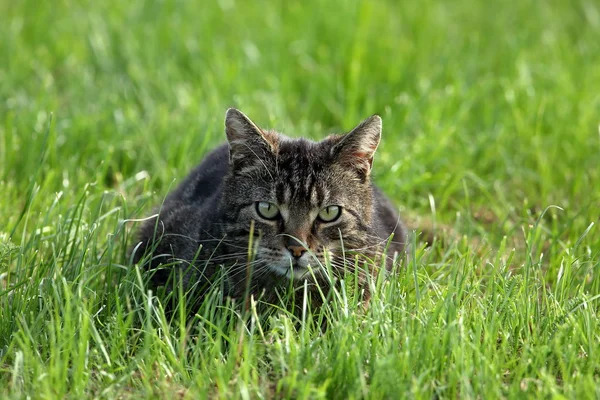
[219,108,382,281]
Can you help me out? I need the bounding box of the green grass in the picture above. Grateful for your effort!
[1,0,599,397]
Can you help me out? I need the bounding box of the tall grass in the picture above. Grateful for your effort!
[1,0,599,398]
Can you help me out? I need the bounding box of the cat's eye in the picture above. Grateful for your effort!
[317,205,341,223]
[256,201,280,220]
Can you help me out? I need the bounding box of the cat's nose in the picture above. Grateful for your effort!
[287,245,307,259]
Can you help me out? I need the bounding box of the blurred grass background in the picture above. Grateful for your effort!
[1,0,599,398]
[2,0,599,208]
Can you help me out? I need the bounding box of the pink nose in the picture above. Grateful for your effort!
[287,245,307,258]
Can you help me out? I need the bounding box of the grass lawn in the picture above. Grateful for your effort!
[1,0,599,398]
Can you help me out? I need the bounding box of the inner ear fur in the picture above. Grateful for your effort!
[330,115,382,180]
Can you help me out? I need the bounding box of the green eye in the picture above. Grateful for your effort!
[256,201,280,220]
[318,205,341,223]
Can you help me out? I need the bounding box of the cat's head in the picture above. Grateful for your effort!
[220,108,382,281]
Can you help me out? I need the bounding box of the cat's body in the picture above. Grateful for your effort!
[133,109,406,306]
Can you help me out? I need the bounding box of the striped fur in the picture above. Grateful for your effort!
[132,108,406,306]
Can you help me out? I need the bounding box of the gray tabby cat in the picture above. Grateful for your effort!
[132,108,405,306]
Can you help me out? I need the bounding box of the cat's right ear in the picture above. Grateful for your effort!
[330,115,382,182]
[225,108,278,173]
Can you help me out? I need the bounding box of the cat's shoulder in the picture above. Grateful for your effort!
[167,143,230,204]
[200,143,230,166]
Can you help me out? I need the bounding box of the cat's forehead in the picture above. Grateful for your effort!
[268,138,335,207]
[275,138,331,175]
[279,136,325,152]
[276,137,331,165]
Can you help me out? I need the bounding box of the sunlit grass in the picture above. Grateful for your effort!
[1,0,599,398]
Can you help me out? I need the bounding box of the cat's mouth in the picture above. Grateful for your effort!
[256,249,325,280]
[269,262,321,281]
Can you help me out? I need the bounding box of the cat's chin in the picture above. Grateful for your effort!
[269,264,320,281]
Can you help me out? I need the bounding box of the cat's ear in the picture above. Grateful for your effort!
[331,115,382,181]
[225,108,278,172]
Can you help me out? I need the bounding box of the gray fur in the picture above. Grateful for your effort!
[132,108,406,304]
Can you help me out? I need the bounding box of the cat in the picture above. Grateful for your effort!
[132,108,406,308]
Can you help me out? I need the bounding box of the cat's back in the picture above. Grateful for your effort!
[132,145,229,268]
[166,144,230,206]
[371,184,406,255]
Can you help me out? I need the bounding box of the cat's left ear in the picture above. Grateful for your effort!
[225,108,278,173]
[331,115,382,181]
